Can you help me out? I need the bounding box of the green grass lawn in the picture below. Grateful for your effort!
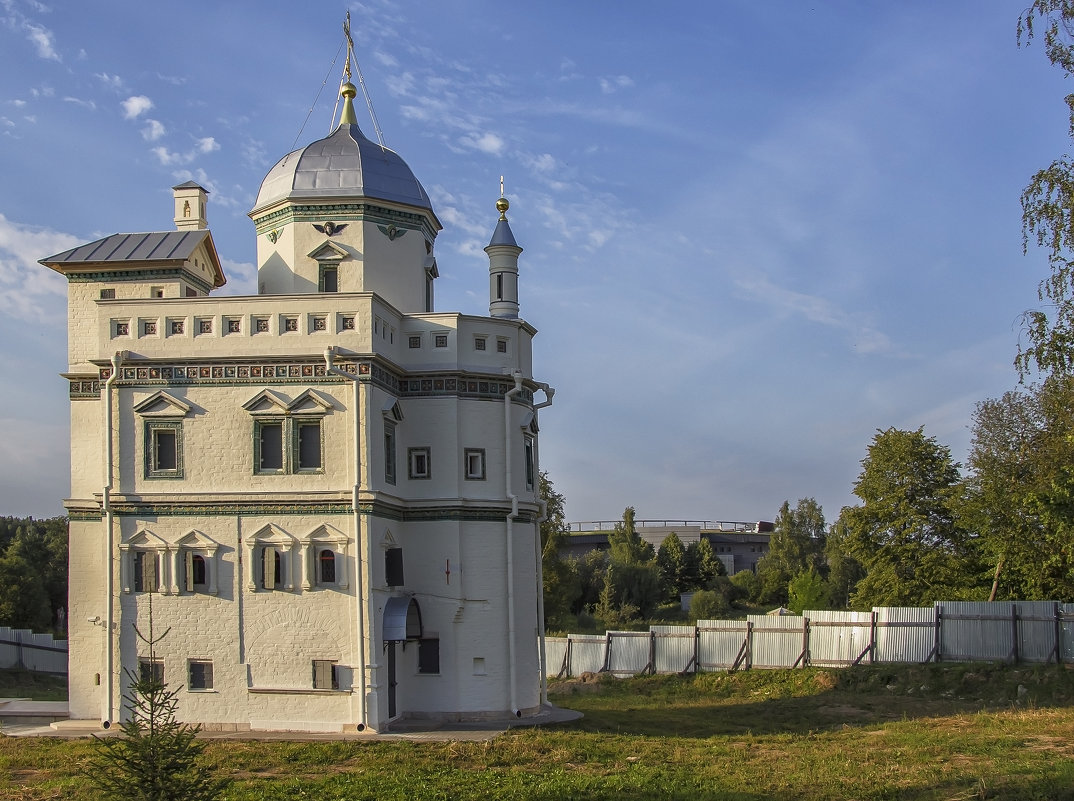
[0,669,67,701]
[3,663,1074,800]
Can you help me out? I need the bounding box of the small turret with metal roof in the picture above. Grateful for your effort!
[485,179,522,319]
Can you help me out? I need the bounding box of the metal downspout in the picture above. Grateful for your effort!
[504,370,523,717]
[531,383,555,706]
[102,351,124,727]
[324,348,367,730]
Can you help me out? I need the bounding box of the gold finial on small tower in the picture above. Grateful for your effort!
[496,175,509,220]
[338,13,359,125]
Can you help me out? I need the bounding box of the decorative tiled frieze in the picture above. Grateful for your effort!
[69,378,103,399]
[94,360,534,402]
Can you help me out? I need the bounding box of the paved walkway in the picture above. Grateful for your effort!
[1,700,582,742]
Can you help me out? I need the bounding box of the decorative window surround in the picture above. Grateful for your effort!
[120,529,168,595]
[244,388,332,475]
[174,530,220,596]
[302,524,349,591]
[245,524,298,592]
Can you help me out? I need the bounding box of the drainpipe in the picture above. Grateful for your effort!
[531,383,555,706]
[504,370,524,717]
[324,347,367,731]
[102,350,125,727]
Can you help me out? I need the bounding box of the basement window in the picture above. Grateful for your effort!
[312,659,339,690]
[187,660,214,691]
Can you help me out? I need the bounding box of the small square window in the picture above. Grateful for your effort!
[342,315,355,331]
[185,287,198,298]
[143,320,157,336]
[409,335,421,349]
[100,288,115,299]
[226,318,241,334]
[464,448,486,480]
[434,334,448,348]
[188,660,213,691]
[474,337,486,351]
[408,447,430,480]
[151,287,164,299]
[284,317,298,332]
[312,659,339,690]
[418,639,440,675]
[170,320,184,335]
[115,321,130,337]
[139,659,165,685]
[497,339,508,353]
[254,317,269,334]
[313,316,327,332]
[198,319,213,335]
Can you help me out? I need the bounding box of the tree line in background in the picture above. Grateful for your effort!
[0,516,68,634]
[540,379,1074,631]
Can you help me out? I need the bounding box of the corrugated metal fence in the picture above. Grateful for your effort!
[546,601,1074,678]
[0,627,68,674]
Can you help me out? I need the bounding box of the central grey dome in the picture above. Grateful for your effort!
[251,123,433,215]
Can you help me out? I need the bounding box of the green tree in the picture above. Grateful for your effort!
[684,537,724,590]
[1016,2,1074,376]
[838,427,980,608]
[756,499,826,605]
[84,599,226,800]
[787,567,828,615]
[961,377,1074,600]
[593,571,639,630]
[0,548,51,631]
[608,507,653,565]
[729,569,762,603]
[689,589,728,621]
[656,532,688,600]
[538,473,580,631]
[824,519,865,609]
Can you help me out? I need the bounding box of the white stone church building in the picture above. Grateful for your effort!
[41,71,554,732]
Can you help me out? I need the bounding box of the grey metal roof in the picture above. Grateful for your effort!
[488,217,519,248]
[172,180,207,191]
[383,595,422,641]
[42,230,211,266]
[252,123,433,215]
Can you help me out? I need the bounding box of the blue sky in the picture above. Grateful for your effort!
[0,0,1064,527]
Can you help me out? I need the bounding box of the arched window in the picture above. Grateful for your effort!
[319,549,336,584]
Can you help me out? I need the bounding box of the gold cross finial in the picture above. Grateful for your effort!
[343,12,354,82]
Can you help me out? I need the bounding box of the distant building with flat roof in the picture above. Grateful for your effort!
[560,519,773,574]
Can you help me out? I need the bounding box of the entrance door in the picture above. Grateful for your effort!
[387,642,397,719]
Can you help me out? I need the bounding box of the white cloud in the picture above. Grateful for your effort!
[95,72,124,91]
[10,99,26,108]
[458,131,504,156]
[141,119,165,141]
[0,213,77,320]
[733,273,893,354]
[121,95,153,119]
[24,22,59,61]
[599,75,634,94]
[152,137,218,166]
[62,96,95,110]
[155,73,187,86]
